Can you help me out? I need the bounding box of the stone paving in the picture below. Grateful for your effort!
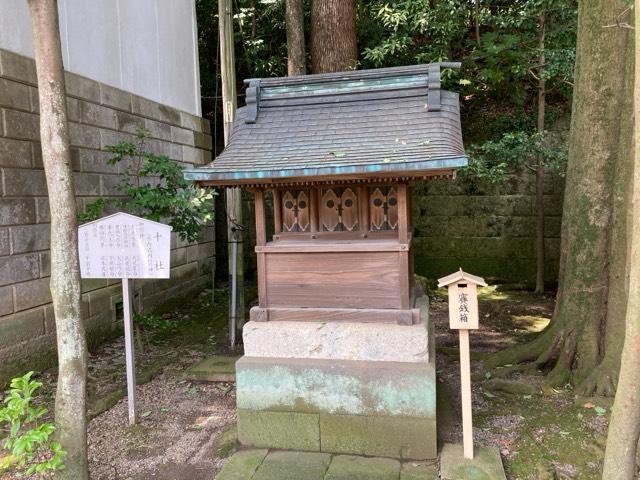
[215,449,438,480]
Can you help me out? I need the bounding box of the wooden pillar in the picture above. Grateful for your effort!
[255,190,267,306]
[397,183,409,244]
[273,189,282,235]
[254,190,266,246]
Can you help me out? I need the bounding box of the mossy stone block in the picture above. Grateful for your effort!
[185,355,239,382]
[319,414,437,460]
[237,409,320,451]
[253,451,331,480]
[215,449,268,480]
[325,455,400,480]
[401,461,438,480]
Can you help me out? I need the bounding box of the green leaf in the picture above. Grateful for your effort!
[594,406,607,416]
[483,390,496,398]
[141,411,152,418]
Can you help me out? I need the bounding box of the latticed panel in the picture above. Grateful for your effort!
[369,186,398,231]
[282,189,310,232]
[320,187,359,232]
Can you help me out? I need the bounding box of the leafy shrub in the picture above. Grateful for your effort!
[79,127,215,244]
[0,372,65,476]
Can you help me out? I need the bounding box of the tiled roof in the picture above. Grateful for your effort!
[185,63,467,186]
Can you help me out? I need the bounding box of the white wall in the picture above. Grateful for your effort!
[0,0,201,115]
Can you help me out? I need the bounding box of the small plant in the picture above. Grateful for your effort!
[79,126,215,243]
[0,372,65,476]
[134,312,178,333]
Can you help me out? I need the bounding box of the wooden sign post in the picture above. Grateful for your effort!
[438,269,487,459]
[78,212,172,425]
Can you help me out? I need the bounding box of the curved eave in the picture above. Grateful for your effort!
[184,155,468,187]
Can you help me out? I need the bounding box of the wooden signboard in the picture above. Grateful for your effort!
[79,212,172,425]
[438,269,487,460]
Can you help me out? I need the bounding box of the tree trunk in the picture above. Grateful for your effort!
[310,0,357,73]
[286,0,306,76]
[534,14,546,294]
[26,1,88,478]
[602,5,639,476]
[486,0,633,397]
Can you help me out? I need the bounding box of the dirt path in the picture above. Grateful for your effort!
[88,373,235,480]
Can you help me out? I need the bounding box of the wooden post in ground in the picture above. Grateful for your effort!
[122,278,137,425]
[438,269,488,460]
[219,0,244,343]
[459,328,473,458]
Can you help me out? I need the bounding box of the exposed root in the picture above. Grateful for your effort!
[577,365,618,397]
[484,328,557,369]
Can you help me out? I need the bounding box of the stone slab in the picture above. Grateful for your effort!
[185,355,239,382]
[236,356,436,418]
[325,455,400,480]
[242,316,429,364]
[439,443,506,480]
[253,451,331,480]
[320,414,437,460]
[401,461,438,480]
[237,409,320,452]
[215,449,268,480]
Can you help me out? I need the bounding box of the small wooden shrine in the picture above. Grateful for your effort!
[185,63,467,460]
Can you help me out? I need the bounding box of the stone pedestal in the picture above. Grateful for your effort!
[235,296,437,460]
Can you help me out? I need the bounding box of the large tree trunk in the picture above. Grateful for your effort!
[602,5,639,476]
[26,0,88,478]
[486,0,633,397]
[534,14,546,294]
[310,0,357,73]
[286,0,306,75]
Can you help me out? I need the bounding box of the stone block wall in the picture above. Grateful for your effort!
[0,49,214,378]
[412,173,564,285]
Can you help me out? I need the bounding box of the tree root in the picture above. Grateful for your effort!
[577,364,618,397]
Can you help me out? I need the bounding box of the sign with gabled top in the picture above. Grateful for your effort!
[79,212,172,279]
[438,269,487,330]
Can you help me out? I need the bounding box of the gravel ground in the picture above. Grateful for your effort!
[87,373,236,480]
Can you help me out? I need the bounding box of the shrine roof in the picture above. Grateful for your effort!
[184,63,467,187]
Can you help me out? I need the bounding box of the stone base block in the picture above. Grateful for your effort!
[236,356,436,418]
[320,414,437,460]
[236,355,437,460]
[237,409,320,451]
[243,301,430,364]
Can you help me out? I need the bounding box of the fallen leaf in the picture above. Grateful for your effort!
[141,411,152,418]
[583,402,595,409]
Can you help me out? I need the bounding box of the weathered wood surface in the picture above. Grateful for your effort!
[265,251,403,309]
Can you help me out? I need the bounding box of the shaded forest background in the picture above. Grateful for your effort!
[195,0,577,288]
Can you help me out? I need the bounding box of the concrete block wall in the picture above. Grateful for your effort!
[412,173,564,285]
[0,48,214,376]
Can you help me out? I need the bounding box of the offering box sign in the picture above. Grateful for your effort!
[79,212,172,279]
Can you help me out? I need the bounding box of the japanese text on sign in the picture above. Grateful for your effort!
[79,213,171,279]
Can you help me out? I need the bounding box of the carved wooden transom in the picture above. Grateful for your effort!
[320,187,359,231]
[369,186,398,231]
[282,190,310,232]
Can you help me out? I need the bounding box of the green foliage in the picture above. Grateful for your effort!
[80,127,215,243]
[466,130,568,183]
[134,312,178,333]
[359,0,577,138]
[0,372,65,476]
